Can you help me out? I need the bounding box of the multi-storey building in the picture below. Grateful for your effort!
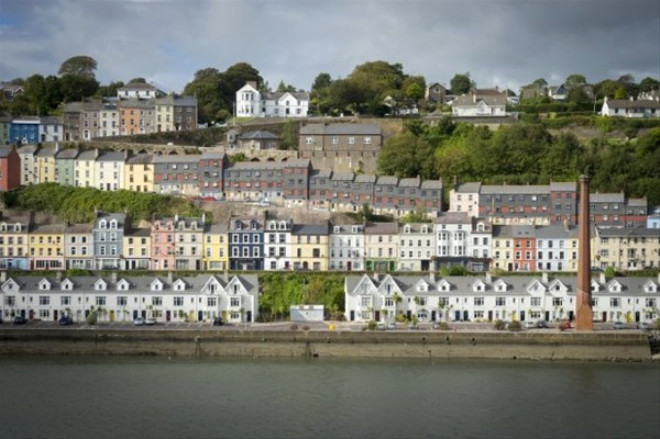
[467,217,492,271]
[593,227,660,271]
[17,144,38,185]
[29,224,65,270]
[434,213,471,269]
[364,222,398,272]
[96,151,126,191]
[74,149,99,188]
[491,225,515,272]
[151,217,175,271]
[123,228,151,270]
[99,103,120,138]
[0,273,259,324]
[123,154,154,193]
[345,273,660,324]
[202,223,228,271]
[38,116,63,142]
[153,155,199,195]
[298,123,382,163]
[155,95,198,132]
[64,223,94,270]
[93,212,126,270]
[398,223,435,271]
[223,160,310,204]
[173,215,205,271]
[34,145,57,184]
[0,146,20,191]
[9,117,40,144]
[329,223,364,271]
[235,82,309,118]
[0,116,11,145]
[117,82,165,100]
[263,214,292,271]
[511,226,536,272]
[290,223,329,271]
[535,225,578,272]
[0,214,30,270]
[229,215,264,271]
[197,153,225,199]
[54,148,79,186]
[119,99,156,136]
[590,193,648,228]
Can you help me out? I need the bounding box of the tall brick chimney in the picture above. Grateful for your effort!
[576,175,593,330]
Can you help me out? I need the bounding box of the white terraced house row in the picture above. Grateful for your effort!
[0,272,259,324]
[345,272,660,325]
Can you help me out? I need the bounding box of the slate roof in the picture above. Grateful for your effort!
[434,212,471,224]
[64,224,93,234]
[239,130,278,140]
[421,180,443,190]
[364,222,399,235]
[606,99,660,109]
[590,193,625,203]
[398,178,420,188]
[454,182,482,193]
[55,149,79,160]
[481,185,551,194]
[76,149,99,161]
[331,172,355,181]
[97,151,126,162]
[534,225,577,239]
[354,174,376,183]
[0,146,15,158]
[291,223,329,236]
[299,123,382,136]
[376,176,398,185]
[126,154,153,165]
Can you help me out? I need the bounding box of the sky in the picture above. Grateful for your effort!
[0,0,659,94]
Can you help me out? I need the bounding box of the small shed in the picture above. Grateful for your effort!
[290,305,324,322]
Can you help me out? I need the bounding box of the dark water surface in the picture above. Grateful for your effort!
[0,356,658,439]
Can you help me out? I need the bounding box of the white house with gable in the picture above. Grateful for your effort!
[235,82,309,118]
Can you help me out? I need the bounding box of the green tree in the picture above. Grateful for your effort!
[311,72,332,91]
[614,87,628,99]
[183,68,224,124]
[58,55,98,78]
[276,80,297,93]
[97,81,125,98]
[639,77,659,93]
[531,78,548,88]
[377,131,436,179]
[594,79,621,99]
[58,74,99,102]
[402,75,426,101]
[564,73,587,89]
[450,72,473,94]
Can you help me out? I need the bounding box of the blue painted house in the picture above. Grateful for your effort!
[9,118,40,144]
[228,214,264,271]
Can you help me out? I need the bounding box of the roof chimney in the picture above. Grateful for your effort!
[600,272,606,284]
[542,272,548,284]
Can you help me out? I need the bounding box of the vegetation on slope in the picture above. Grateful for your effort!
[2,183,207,225]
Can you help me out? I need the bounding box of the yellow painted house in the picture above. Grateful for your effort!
[123,228,152,270]
[123,154,154,192]
[203,223,228,270]
[290,223,330,271]
[491,226,514,272]
[0,215,30,270]
[34,145,58,184]
[29,224,65,270]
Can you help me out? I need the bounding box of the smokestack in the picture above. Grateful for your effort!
[576,175,593,331]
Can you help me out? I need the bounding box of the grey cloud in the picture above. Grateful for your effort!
[0,0,657,94]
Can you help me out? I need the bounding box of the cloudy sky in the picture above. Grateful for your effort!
[1,0,658,93]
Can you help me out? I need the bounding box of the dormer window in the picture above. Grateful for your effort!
[234,220,242,230]
[404,226,411,234]
[99,220,107,229]
[0,224,6,232]
[94,280,107,291]
[110,219,117,229]
[39,280,50,291]
[174,279,186,291]
[269,222,276,230]
[14,224,21,232]
[279,222,287,230]
[151,280,163,291]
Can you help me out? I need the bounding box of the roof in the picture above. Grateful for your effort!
[354,174,376,183]
[376,176,398,185]
[77,149,98,161]
[481,185,551,195]
[454,182,481,193]
[299,123,382,136]
[549,182,576,191]
[126,154,153,165]
[434,212,471,225]
[331,172,355,181]
[596,227,660,238]
[34,147,57,158]
[125,227,151,237]
[421,180,443,190]
[238,130,278,140]
[262,90,310,101]
[97,151,126,162]
[118,82,159,91]
[291,223,329,236]
[605,99,660,109]
[0,146,15,158]
[55,149,79,160]
[534,225,577,239]
[590,193,625,203]
[152,155,200,164]
[64,224,93,234]
[155,95,197,107]
[364,222,399,234]
[453,92,507,107]
[310,169,332,179]
[398,178,420,188]
[31,224,66,234]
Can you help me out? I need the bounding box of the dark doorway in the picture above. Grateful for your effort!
[350,310,355,321]
[246,311,252,322]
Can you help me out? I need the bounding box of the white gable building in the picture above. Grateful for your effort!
[235,82,309,118]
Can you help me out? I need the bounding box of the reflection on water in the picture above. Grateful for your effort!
[0,357,658,439]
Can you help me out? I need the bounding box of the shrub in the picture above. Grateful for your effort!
[494,320,506,330]
[508,320,522,332]
[435,322,450,330]
[289,324,298,331]
[86,310,98,325]
[367,320,377,331]
[652,319,660,330]
[302,325,310,331]
[558,321,571,331]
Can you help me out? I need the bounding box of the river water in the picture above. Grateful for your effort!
[0,356,658,439]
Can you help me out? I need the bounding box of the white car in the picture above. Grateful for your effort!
[145,317,157,326]
[133,317,145,326]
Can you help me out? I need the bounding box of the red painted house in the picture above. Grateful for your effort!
[0,146,20,191]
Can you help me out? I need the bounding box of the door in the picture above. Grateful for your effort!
[350,311,355,321]
[602,311,607,322]
[463,311,469,321]
[347,261,352,271]
[545,311,550,321]
[431,310,436,322]
[198,311,203,322]
[488,310,493,322]
[246,311,252,322]
[454,310,461,321]
[29,310,35,320]
[374,310,380,322]
[109,310,115,322]
[568,311,574,321]
[166,311,171,322]
[635,311,640,323]
[520,311,525,322]
[53,310,58,321]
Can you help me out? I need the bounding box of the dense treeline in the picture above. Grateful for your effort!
[258,273,345,321]
[2,183,206,225]
[378,119,660,206]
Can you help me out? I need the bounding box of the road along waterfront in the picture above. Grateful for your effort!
[0,355,658,439]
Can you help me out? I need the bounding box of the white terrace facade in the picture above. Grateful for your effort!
[0,273,259,324]
[330,224,365,271]
[263,216,292,271]
[345,273,660,325]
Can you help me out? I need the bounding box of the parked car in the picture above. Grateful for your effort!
[133,317,145,326]
[213,317,224,326]
[524,320,536,329]
[13,315,28,325]
[408,323,420,330]
[558,320,571,331]
[612,321,626,330]
[376,322,386,330]
[387,322,397,330]
[535,320,549,329]
[58,316,73,326]
[145,317,156,326]
[636,322,651,330]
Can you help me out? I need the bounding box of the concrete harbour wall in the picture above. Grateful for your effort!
[0,329,652,362]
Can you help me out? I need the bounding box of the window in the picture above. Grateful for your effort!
[474,297,484,306]
[174,297,184,307]
[230,297,240,307]
[39,296,50,306]
[531,297,541,307]
[95,296,106,306]
[552,297,563,307]
[495,297,505,306]
[152,297,162,306]
[117,296,127,306]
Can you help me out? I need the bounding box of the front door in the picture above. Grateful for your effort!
[602,311,607,322]
[431,310,436,321]
[635,311,640,323]
[246,311,252,322]
[463,311,469,321]
[350,311,355,321]
[454,310,461,321]
[374,310,380,321]
[109,310,115,322]
[520,311,525,322]
[198,311,203,322]
[488,310,493,322]
[568,311,574,321]
[166,311,171,322]
[54,310,58,321]
[545,311,550,321]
